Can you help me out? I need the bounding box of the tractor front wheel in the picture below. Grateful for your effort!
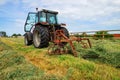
[24,32,33,46]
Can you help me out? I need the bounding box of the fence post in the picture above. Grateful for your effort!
[102,31,104,39]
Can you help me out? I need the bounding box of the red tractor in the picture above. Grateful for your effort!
[24,9,91,56]
[24,9,69,48]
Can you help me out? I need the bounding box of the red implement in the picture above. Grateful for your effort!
[48,30,91,57]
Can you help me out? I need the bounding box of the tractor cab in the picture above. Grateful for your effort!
[39,9,58,24]
[24,9,58,32]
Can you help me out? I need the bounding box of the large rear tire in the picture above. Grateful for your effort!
[60,27,69,45]
[61,27,69,38]
[33,26,49,48]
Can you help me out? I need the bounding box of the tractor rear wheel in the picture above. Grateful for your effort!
[33,26,49,48]
[24,33,32,46]
[61,27,69,38]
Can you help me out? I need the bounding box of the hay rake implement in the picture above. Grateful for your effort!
[48,29,91,57]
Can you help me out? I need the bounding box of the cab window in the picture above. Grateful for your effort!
[25,13,36,32]
[39,12,46,22]
[47,13,57,24]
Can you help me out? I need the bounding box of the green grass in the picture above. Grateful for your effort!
[0,38,120,80]
[75,39,120,68]
[0,41,45,80]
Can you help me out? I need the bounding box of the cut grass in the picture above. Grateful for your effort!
[75,39,120,68]
[0,38,120,80]
[0,41,45,80]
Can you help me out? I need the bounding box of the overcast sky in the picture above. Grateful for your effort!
[0,0,120,36]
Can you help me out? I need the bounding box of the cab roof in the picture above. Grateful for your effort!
[41,9,58,14]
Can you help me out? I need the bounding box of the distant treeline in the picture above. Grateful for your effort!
[12,33,22,37]
[0,31,22,37]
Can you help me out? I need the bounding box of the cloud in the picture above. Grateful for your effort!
[1,0,120,36]
[0,0,19,5]
[21,0,120,20]
[21,0,120,32]
[100,18,120,26]
[1,18,25,36]
[0,0,9,5]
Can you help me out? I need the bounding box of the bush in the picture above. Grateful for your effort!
[95,31,113,39]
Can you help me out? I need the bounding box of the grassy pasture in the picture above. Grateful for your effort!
[0,37,120,80]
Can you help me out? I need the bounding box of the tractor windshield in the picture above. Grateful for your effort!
[47,13,57,24]
[39,11,57,24]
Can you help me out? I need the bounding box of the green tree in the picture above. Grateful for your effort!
[0,31,7,37]
[95,31,113,39]
[17,34,21,36]
[12,33,17,37]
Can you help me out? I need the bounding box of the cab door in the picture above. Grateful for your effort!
[24,12,38,32]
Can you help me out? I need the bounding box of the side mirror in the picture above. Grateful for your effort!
[25,23,28,25]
